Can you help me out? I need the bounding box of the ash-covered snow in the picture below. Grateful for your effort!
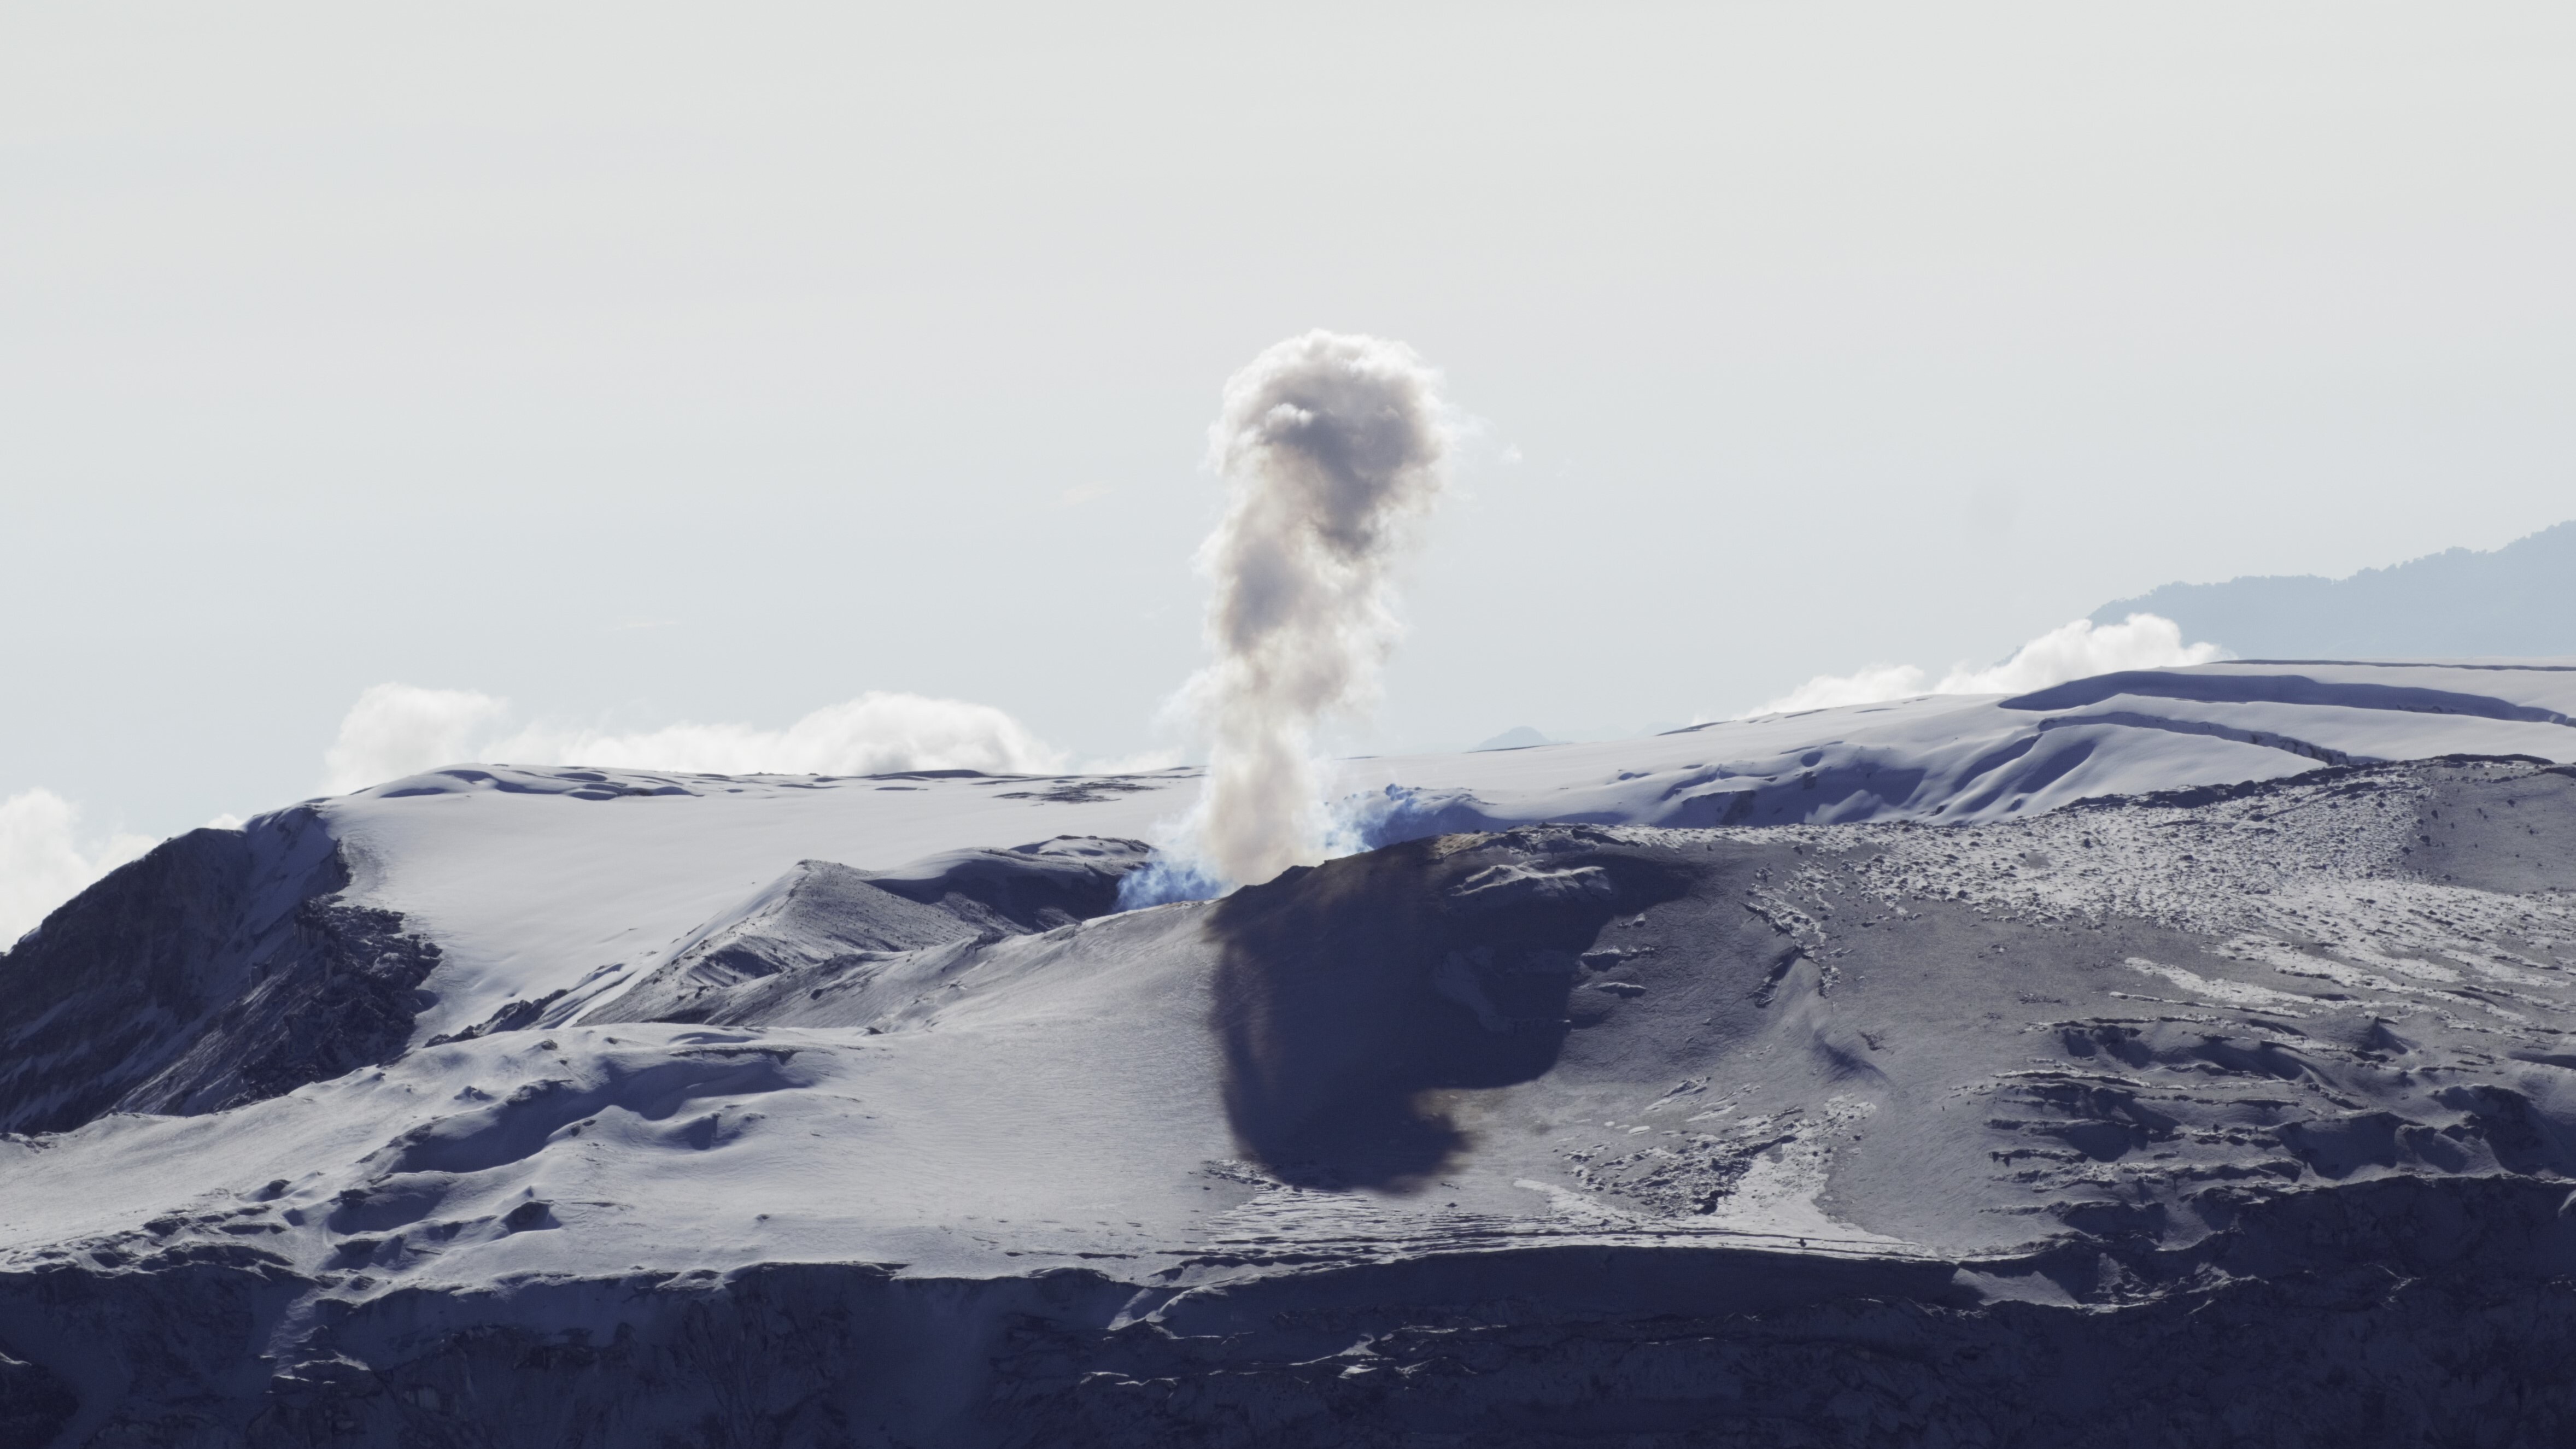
[5,659,2576,1445]
[286,659,2576,1047]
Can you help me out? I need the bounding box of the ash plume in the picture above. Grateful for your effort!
[1173,331,1453,889]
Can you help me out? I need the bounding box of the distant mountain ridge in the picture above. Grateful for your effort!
[2094,519,2576,660]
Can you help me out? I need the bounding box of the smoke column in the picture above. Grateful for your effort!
[1179,330,1452,888]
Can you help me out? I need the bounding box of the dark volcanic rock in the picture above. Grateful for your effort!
[7,1177,2575,1447]
[0,1350,77,1449]
[0,809,440,1134]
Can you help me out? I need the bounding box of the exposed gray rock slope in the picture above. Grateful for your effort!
[14,1183,2576,1449]
[0,809,440,1135]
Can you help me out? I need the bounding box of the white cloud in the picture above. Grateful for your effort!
[320,684,1070,791]
[322,684,511,794]
[0,789,154,946]
[1755,662,1931,715]
[1934,613,2224,695]
[1750,614,2224,716]
[487,693,1069,777]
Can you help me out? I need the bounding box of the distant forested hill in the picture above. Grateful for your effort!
[2094,520,2576,660]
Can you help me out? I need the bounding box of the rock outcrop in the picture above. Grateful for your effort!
[5,1175,2575,1446]
[0,809,441,1135]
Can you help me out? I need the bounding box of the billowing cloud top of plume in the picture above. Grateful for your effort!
[1172,331,1451,889]
[1754,613,2225,716]
[321,685,1069,795]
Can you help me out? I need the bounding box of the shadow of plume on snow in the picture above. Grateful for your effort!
[1205,829,1688,1192]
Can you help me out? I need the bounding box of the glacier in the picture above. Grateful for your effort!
[3,658,2576,1445]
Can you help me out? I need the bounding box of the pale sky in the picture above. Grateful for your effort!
[7,2,2574,844]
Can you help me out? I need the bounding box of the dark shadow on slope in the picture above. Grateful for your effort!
[2001,670,2572,724]
[586,837,1153,1026]
[1207,829,1688,1192]
[864,836,1153,933]
[374,1053,808,1180]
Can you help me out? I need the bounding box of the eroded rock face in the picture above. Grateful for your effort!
[0,810,441,1134]
[0,1350,77,1449]
[8,1177,2576,1447]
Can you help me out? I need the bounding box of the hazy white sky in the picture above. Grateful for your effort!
[6,1,2574,842]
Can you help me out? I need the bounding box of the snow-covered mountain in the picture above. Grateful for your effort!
[4,658,2575,1445]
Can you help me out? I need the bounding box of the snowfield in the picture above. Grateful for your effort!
[319,658,2576,1041]
[4,658,2576,1446]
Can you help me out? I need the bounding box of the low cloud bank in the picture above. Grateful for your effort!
[321,686,1070,793]
[1754,614,2224,716]
[0,789,154,945]
[489,695,1069,779]
[1759,663,1935,716]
